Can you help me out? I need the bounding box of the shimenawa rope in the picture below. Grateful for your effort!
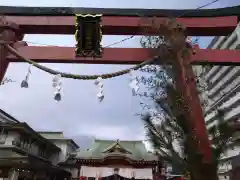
[5,44,155,80]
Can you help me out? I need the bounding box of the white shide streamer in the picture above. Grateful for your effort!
[95,77,104,102]
[52,74,62,101]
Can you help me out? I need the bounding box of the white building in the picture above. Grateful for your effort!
[0,109,79,180]
[198,23,240,179]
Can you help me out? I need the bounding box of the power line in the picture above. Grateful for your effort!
[102,0,221,47]
[177,0,220,17]
[194,0,219,10]
[104,35,135,48]
[24,41,61,47]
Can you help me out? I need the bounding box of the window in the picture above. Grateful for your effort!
[29,142,32,152]
[23,139,28,149]
[20,138,24,148]
[0,128,7,144]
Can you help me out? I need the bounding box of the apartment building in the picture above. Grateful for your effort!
[198,23,240,180]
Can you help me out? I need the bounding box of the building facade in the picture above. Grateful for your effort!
[0,109,79,180]
[0,109,161,180]
[198,23,240,179]
[60,139,162,180]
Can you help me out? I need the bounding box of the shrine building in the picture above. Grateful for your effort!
[0,109,162,180]
[60,139,161,180]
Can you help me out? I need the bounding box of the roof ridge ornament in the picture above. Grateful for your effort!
[102,140,132,154]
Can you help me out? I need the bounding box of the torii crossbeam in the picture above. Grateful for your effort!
[1,5,240,164]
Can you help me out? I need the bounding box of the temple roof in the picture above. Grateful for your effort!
[0,109,20,123]
[74,139,158,161]
[38,131,79,149]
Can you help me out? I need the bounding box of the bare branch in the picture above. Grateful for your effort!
[1,77,15,85]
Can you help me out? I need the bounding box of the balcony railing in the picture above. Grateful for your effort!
[12,140,51,159]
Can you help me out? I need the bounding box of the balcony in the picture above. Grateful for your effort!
[12,139,52,160]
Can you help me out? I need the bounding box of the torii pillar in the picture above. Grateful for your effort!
[0,16,23,82]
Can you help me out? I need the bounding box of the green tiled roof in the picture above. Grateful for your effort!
[75,139,158,161]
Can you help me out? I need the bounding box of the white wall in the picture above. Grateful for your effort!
[70,168,78,178]
[51,141,67,162]
[52,141,75,163]
[52,139,79,163]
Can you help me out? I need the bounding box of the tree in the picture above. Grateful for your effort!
[0,77,15,85]
[143,101,235,177]
[139,65,236,179]
[137,19,236,180]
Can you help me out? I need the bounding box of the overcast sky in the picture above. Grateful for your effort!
[0,0,239,149]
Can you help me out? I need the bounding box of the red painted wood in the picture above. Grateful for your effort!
[0,50,9,82]
[0,17,20,83]
[7,46,240,65]
[0,38,9,83]
[174,52,212,162]
[5,16,238,36]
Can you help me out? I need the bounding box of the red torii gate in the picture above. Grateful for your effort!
[1,5,240,164]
